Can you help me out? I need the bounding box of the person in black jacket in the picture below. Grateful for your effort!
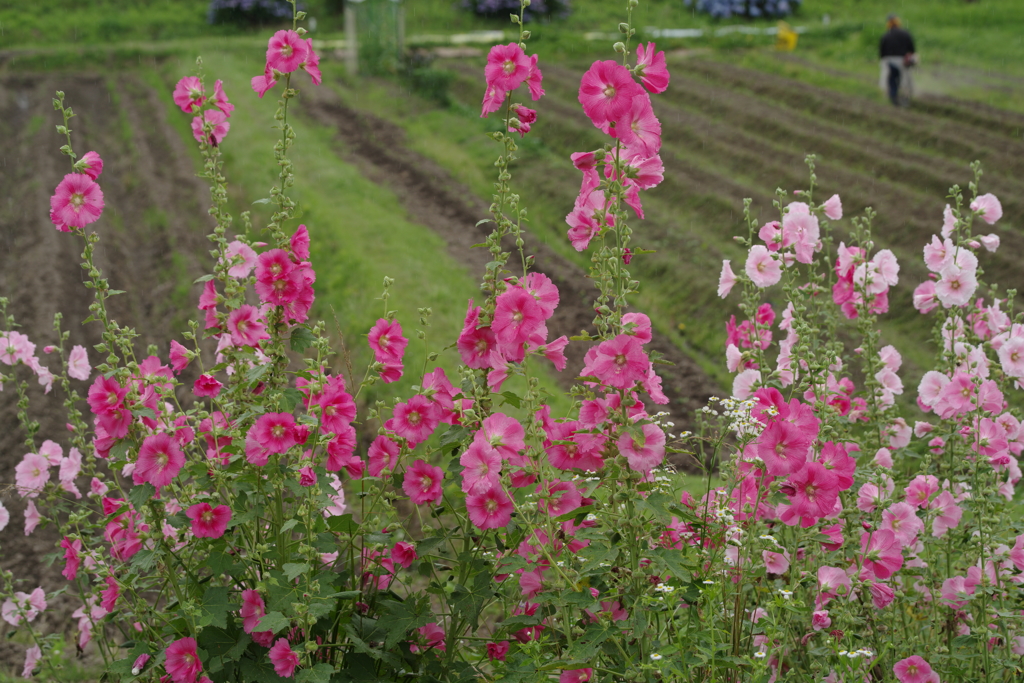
[879,14,917,106]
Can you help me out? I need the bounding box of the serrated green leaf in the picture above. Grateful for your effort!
[283,562,309,581]
[499,391,522,408]
[256,611,291,634]
[416,535,447,556]
[131,407,157,421]
[128,483,155,510]
[327,513,356,534]
[246,362,271,383]
[200,586,235,629]
[379,599,430,650]
[289,327,316,352]
[241,657,289,682]
[296,664,335,683]
[553,505,593,524]
[130,549,158,572]
[438,426,468,454]
[207,551,238,576]
[649,547,694,581]
[565,622,615,661]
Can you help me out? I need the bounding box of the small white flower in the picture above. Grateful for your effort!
[703,580,715,585]
[778,589,793,600]
[754,651,767,659]
[650,653,663,661]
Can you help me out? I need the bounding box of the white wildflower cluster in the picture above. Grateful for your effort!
[725,525,744,546]
[654,582,676,594]
[838,648,874,659]
[759,533,783,549]
[707,396,764,438]
[651,411,687,441]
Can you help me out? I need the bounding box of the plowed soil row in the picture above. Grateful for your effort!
[0,73,212,669]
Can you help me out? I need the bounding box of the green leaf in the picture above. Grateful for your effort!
[296,664,335,683]
[280,519,300,534]
[342,623,405,669]
[289,327,316,352]
[246,362,271,383]
[416,535,447,556]
[438,426,468,454]
[499,391,522,408]
[327,513,357,535]
[240,657,289,683]
[256,611,291,634]
[379,599,430,650]
[128,483,155,510]
[131,406,157,421]
[283,563,310,582]
[252,197,273,205]
[198,625,239,658]
[194,274,215,283]
[108,439,131,462]
[649,547,694,581]
[207,551,238,576]
[565,622,615,661]
[553,505,593,524]
[130,549,158,572]
[200,586,235,629]
[280,388,304,412]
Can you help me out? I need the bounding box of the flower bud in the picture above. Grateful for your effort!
[613,41,627,53]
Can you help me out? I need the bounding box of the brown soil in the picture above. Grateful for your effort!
[0,72,212,672]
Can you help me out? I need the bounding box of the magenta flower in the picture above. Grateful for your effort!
[367,318,408,363]
[635,42,669,93]
[391,541,417,568]
[617,423,665,473]
[859,530,904,580]
[269,638,300,678]
[578,60,640,131]
[403,459,444,505]
[367,435,400,477]
[484,43,531,92]
[239,589,275,647]
[186,503,231,538]
[560,669,593,683]
[50,173,104,229]
[78,150,104,180]
[212,79,234,116]
[60,537,82,580]
[466,483,514,530]
[537,479,582,517]
[135,433,185,488]
[165,636,202,683]
[893,655,936,683]
[250,413,298,455]
[227,305,269,347]
[392,395,441,446]
[100,577,120,612]
[266,30,308,73]
[460,441,502,494]
[251,67,278,98]
[587,334,650,390]
[191,110,230,146]
[173,76,206,113]
[487,641,510,661]
[15,452,50,498]
[301,38,322,85]
[527,53,544,100]
[617,92,662,159]
[493,286,545,349]
[785,461,839,520]
[193,374,222,398]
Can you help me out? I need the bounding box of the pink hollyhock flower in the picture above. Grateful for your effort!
[617,423,665,472]
[368,318,408,363]
[367,436,400,477]
[291,224,311,260]
[193,374,222,398]
[50,173,104,229]
[300,38,322,85]
[745,245,782,288]
[881,502,923,546]
[403,459,444,505]
[392,395,441,446]
[763,549,790,574]
[460,441,502,494]
[508,105,536,137]
[480,84,506,117]
[859,530,904,579]
[165,636,202,683]
[537,479,582,517]
[782,203,820,263]
[22,645,41,678]
[298,466,317,487]
[527,53,544,100]
[997,335,1024,378]
[485,43,531,92]
[221,240,257,278]
[100,577,119,612]
[635,42,669,93]
[173,76,205,113]
[251,66,278,98]
[326,427,362,476]
[186,503,231,538]
[823,194,842,220]
[67,344,90,381]
[732,368,761,400]
[493,286,545,349]
[239,590,274,646]
[251,413,298,455]
[971,193,1002,224]
[131,653,151,676]
[487,641,510,661]
[0,330,34,365]
[191,110,230,146]
[24,500,40,535]
[15,452,50,498]
[211,79,234,116]
[60,537,82,580]
[578,60,641,130]
[78,150,104,180]
[466,483,515,530]
[135,433,185,488]
[521,272,560,318]
[410,623,447,654]
[269,638,300,678]
[870,582,895,608]
[935,264,977,308]
[227,305,269,347]
[817,565,852,604]
[893,655,935,683]
[785,461,839,520]
[560,668,593,683]
[979,233,1000,252]
[391,541,417,569]
[811,610,831,631]
[622,312,652,344]
[931,490,963,537]
[318,386,356,435]
[588,334,650,389]
[756,421,810,477]
[617,92,662,158]
[266,30,308,73]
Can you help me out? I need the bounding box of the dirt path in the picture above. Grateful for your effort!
[0,72,212,670]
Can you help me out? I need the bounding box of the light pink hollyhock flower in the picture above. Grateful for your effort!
[173,76,205,113]
[997,335,1024,378]
[823,194,842,220]
[745,245,781,288]
[193,374,222,398]
[165,636,203,683]
[67,344,91,381]
[460,441,502,494]
[763,550,790,574]
[368,318,408,363]
[466,483,515,530]
[817,566,852,604]
[971,193,1002,224]
[718,260,736,298]
[221,240,257,278]
[893,655,935,683]
[811,610,831,631]
[941,204,956,237]
[617,423,665,472]
[485,43,531,92]
[227,305,269,347]
[932,372,976,419]
[873,249,899,286]
[917,371,949,410]
[782,203,820,263]
[403,459,444,505]
[1009,534,1024,571]
[732,368,761,400]
[367,436,400,477]
[635,42,669,93]
[725,344,743,372]
[186,503,231,539]
[588,334,650,390]
[266,30,308,73]
[191,110,230,146]
[931,490,963,537]
[15,452,50,498]
[860,530,904,579]
[324,475,347,517]
[239,590,275,647]
[135,433,185,488]
[935,264,977,308]
[78,150,104,180]
[881,502,923,546]
[24,500,40,535]
[22,645,42,678]
[979,233,1000,252]
[870,582,895,608]
[50,173,104,229]
[578,60,641,130]
[913,280,938,314]
[560,668,593,683]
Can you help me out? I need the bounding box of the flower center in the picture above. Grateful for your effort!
[157,452,169,468]
[485,498,499,513]
[281,45,293,58]
[502,59,516,75]
[70,192,86,209]
[512,310,523,324]
[271,425,286,438]
[421,475,433,489]
[407,411,421,426]
[614,353,627,367]
[603,84,616,98]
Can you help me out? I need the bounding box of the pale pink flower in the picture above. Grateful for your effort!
[935,264,977,308]
[923,235,953,272]
[221,241,258,278]
[881,502,923,546]
[823,194,842,220]
[971,193,1002,224]
[859,530,904,579]
[324,475,347,517]
[50,173,104,229]
[15,452,50,498]
[913,281,938,314]
[997,335,1024,378]
[817,565,852,605]
[893,655,935,683]
[931,490,962,537]
[874,447,893,468]
[24,500,40,535]
[718,260,736,298]
[872,249,899,286]
[22,645,41,678]
[67,345,90,380]
[726,344,742,372]
[917,371,949,410]
[745,245,782,288]
[266,30,308,73]
[763,550,790,574]
[811,610,831,631]
[941,204,956,237]
[732,368,761,400]
[782,204,819,263]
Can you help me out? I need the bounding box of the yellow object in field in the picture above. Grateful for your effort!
[775,21,798,51]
